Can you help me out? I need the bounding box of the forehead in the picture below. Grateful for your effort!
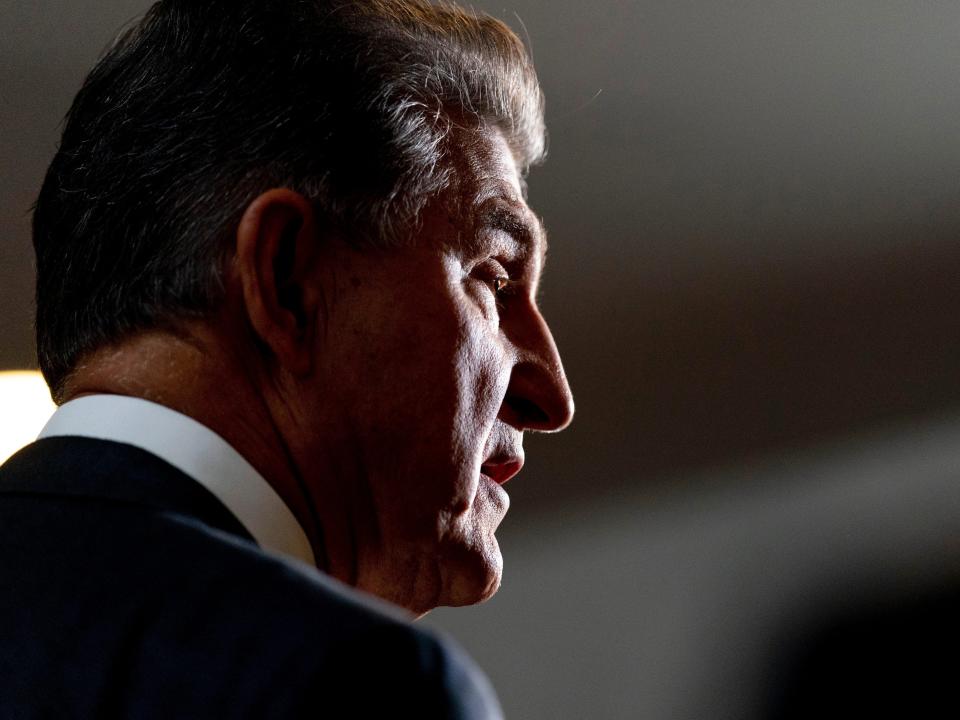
[441,126,548,266]
[453,125,523,199]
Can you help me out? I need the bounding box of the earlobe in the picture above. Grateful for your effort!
[235,188,321,376]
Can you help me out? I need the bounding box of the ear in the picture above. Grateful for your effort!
[235,188,321,376]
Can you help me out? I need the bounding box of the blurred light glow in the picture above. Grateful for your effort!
[0,371,56,465]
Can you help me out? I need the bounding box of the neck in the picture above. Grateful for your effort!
[61,325,328,568]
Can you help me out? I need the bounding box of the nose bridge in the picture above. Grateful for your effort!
[502,301,574,433]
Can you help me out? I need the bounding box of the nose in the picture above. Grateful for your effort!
[498,304,574,433]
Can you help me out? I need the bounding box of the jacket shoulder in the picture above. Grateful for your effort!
[0,485,499,718]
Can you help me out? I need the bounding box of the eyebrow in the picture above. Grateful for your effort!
[474,198,549,268]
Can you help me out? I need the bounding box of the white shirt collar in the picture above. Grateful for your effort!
[38,394,316,567]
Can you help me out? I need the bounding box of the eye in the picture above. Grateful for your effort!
[489,273,521,313]
[483,263,516,299]
[469,259,518,315]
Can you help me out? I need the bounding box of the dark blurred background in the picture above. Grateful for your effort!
[4,2,960,717]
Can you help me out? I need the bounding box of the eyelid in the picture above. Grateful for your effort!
[473,257,510,279]
[470,258,518,312]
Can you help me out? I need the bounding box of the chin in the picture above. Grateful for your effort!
[434,469,509,607]
[438,535,504,608]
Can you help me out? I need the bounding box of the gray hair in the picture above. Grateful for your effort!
[33,0,546,399]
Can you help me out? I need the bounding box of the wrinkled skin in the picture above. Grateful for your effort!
[286,126,575,613]
[62,125,573,616]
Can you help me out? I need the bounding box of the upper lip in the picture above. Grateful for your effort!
[480,453,524,485]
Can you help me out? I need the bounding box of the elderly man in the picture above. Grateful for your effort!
[0,0,572,716]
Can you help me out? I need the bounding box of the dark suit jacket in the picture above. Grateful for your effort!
[0,436,500,718]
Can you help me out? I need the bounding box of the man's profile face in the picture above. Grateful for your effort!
[300,125,573,613]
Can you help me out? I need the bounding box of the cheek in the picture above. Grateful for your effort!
[450,323,510,451]
[440,328,509,519]
[385,264,510,466]
[328,265,511,513]
[348,297,504,438]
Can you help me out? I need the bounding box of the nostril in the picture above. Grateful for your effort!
[505,394,549,427]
